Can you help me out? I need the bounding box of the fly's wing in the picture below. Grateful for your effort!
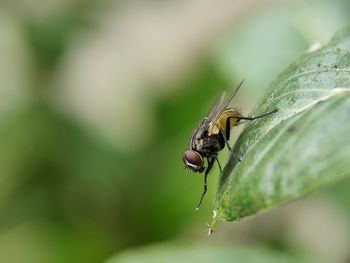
[207,79,244,132]
[206,92,227,123]
[189,92,227,149]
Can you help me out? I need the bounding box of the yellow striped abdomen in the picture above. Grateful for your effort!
[208,108,242,136]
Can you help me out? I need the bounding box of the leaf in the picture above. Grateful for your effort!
[214,28,350,224]
[105,243,305,263]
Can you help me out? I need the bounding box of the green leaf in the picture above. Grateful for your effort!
[105,243,305,263]
[214,28,350,224]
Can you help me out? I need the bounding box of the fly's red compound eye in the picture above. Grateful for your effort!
[183,150,204,172]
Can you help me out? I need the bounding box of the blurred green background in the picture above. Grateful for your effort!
[0,0,350,262]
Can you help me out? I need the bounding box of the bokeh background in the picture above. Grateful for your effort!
[0,0,350,262]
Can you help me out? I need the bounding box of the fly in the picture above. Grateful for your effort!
[183,80,277,209]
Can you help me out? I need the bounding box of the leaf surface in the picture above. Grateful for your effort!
[215,29,350,223]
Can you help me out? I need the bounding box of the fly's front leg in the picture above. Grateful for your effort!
[196,157,215,210]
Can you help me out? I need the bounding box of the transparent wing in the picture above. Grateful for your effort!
[208,79,245,125]
[206,92,227,123]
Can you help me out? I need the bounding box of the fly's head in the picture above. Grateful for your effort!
[183,149,205,173]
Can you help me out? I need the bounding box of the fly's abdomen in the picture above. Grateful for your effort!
[208,108,242,136]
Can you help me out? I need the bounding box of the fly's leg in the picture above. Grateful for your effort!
[231,152,242,162]
[220,129,242,162]
[220,129,232,151]
[215,157,222,173]
[224,109,277,162]
[234,120,248,127]
[196,157,215,210]
[234,108,278,121]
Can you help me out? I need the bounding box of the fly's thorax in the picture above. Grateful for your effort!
[190,117,223,157]
[191,126,206,151]
[190,119,209,148]
[192,132,222,157]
